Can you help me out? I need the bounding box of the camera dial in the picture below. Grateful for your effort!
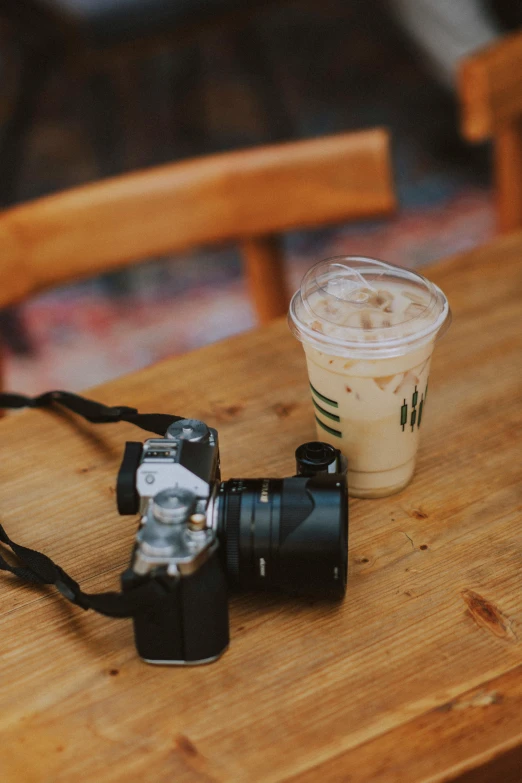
[153,488,197,524]
[166,419,210,443]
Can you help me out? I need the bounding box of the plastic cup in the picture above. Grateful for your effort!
[288,256,451,498]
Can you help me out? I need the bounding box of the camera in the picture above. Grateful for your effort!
[117,419,348,665]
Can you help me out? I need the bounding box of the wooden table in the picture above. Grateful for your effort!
[0,233,521,783]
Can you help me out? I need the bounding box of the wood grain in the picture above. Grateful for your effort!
[289,665,522,783]
[0,128,395,316]
[0,232,521,782]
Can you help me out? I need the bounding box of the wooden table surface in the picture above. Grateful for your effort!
[0,233,521,783]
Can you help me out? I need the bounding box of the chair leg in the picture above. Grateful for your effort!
[495,119,522,233]
[232,21,295,143]
[0,305,32,356]
[241,235,289,324]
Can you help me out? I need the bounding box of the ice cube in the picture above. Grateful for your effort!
[326,265,377,302]
[404,302,425,318]
[360,312,372,330]
[393,371,420,395]
[402,290,425,305]
[373,375,396,391]
[367,289,394,311]
[412,357,430,376]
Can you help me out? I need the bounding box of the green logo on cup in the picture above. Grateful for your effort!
[310,383,342,438]
[310,383,338,408]
[400,382,428,432]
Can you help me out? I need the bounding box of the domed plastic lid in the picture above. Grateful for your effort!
[288,256,451,358]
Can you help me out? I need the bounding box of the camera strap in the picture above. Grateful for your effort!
[0,389,183,436]
[0,390,186,618]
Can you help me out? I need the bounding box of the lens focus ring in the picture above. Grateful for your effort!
[224,490,241,578]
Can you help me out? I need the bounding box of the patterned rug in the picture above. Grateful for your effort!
[5,0,493,392]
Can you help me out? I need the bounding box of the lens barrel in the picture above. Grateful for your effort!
[216,475,348,599]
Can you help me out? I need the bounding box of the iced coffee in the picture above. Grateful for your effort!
[288,257,451,498]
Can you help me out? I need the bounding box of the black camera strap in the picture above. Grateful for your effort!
[0,389,183,436]
[0,523,170,617]
[0,390,186,618]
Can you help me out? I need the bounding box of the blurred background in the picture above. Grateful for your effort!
[1,0,518,392]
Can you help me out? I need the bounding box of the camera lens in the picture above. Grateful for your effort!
[216,476,348,598]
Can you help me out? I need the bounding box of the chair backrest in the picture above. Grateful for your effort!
[0,128,396,323]
[459,30,522,233]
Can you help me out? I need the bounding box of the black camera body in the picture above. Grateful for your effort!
[121,509,229,665]
[117,419,348,666]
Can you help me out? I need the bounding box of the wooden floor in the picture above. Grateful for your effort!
[0,232,521,781]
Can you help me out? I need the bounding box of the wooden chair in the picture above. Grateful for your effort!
[459,30,522,233]
[0,128,396,378]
